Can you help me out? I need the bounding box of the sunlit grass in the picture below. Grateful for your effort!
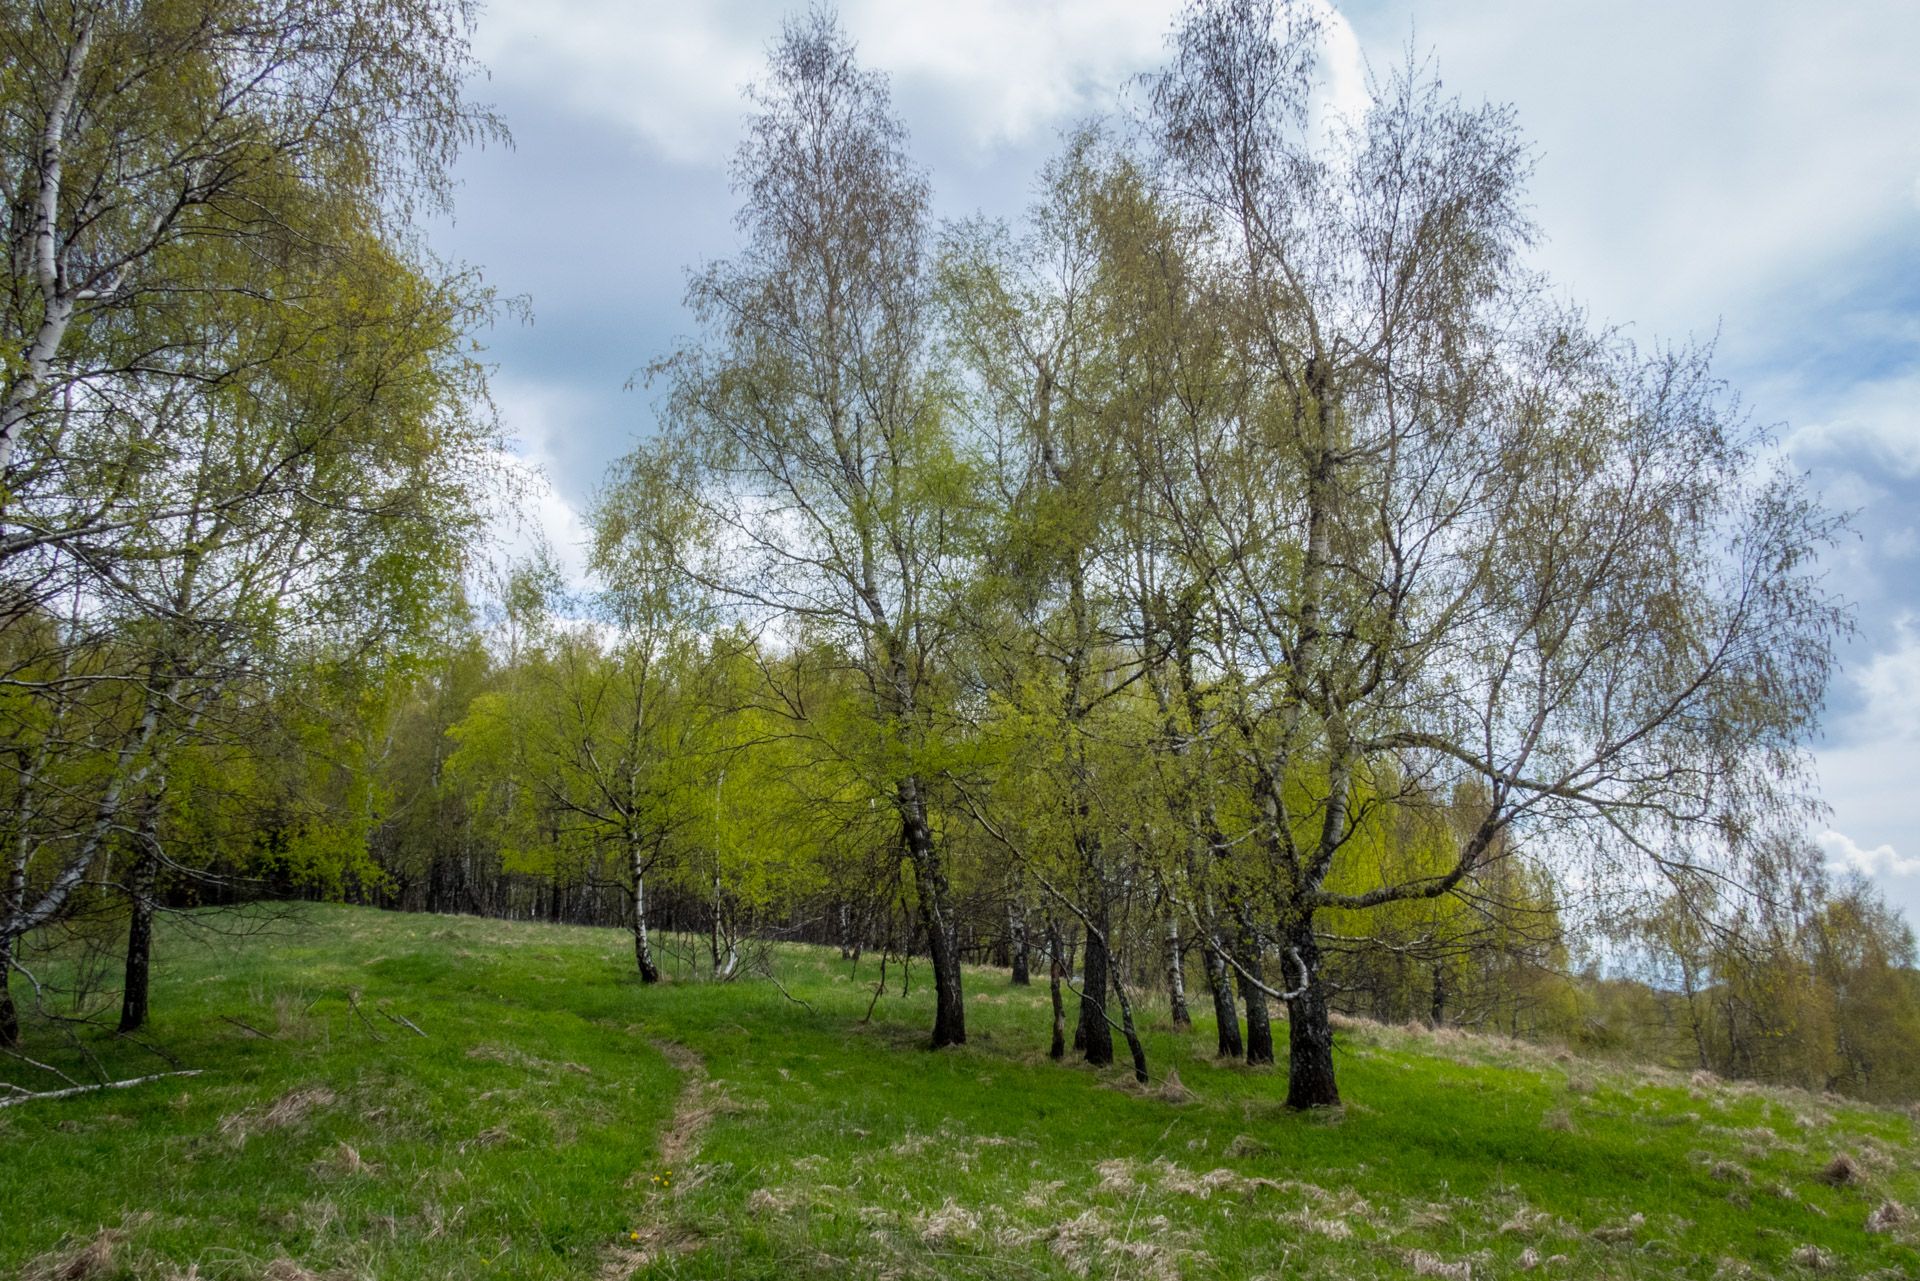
[3,904,1915,1279]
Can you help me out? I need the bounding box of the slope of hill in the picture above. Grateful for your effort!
[3,905,1915,1279]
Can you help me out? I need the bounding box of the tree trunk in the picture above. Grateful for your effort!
[1205,932,1241,1057]
[1165,917,1191,1031]
[1237,935,1274,1065]
[1077,895,1113,1066]
[117,789,167,1035]
[709,874,739,980]
[1046,920,1066,1060]
[630,844,660,983]
[900,783,964,1047]
[2,836,22,1047]
[0,936,17,1048]
[921,896,965,1047]
[1111,958,1149,1083]
[1283,922,1340,1108]
[118,850,158,1033]
[1429,961,1445,1027]
[1008,902,1030,986]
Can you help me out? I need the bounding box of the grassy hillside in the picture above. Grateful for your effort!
[3,905,1916,1280]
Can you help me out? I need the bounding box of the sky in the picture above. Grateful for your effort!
[425,0,1920,921]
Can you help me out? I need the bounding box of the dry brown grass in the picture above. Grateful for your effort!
[1152,1163,1252,1199]
[744,1186,796,1216]
[260,1265,316,1281]
[1028,1206,1184,1281]
[311,1142,378,1178]
[468,1126,520,1147]
[1588,1211,1645,1242]
[914,1198,981,1245]
[1709,1160,1752,1185]
[1816,1153,1866,1188]
[21,1227,126,1281]
[214,1086,335,1146]
[1405,1248,1472,1279]
[1155,1067,1196,1103]
[1497,1207,1557,1237]
[463,1042,552,1071]
[1789,1244,1837,1272]
[1278,1208,1352,1238]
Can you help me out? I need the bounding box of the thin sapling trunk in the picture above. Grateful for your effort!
[1046,920,1067,1060]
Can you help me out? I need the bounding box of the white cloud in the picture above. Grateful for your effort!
[474,0,1384,167]
[489,378,597,583]
[1812,618,1920,913]
[1374,1,1920,341]
[855,0,1174,152]
[1817,829,1920,879]
[1783,372,1920,479]
[1847,616,1920,730]
[471,0,1920,335]
[475,0,1179,165]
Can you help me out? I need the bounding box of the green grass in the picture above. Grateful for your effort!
[3,905,1916,1280]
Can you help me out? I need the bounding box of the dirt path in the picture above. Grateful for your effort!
[652,1039,710,1171]
[598,1039,711,1280]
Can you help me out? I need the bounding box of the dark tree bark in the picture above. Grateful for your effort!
[118,794,165,1035]
[1429,961,1445,1026]
[1283,923,1339,1108]
[1076,893,1113,1066]
[3,812,22,1046]
[118,850,158,1033]
[1237,926,1274,1065]
[1205,932,1242,1057]
[1009,903,1030,986]
[1046,920,1067,1060]
[902,792,965,1047]
[0,939,17,1048]
[1112,958,1149,1083]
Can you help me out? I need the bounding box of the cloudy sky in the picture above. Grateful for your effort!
[426,0,1920,919]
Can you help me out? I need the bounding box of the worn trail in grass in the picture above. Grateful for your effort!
[3,905,1916,1280]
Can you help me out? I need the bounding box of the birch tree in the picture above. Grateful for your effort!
[629,11,974,1045]
[1141,0,1845,1107]
[0,0,500,1043]
[940,132,1145,1066]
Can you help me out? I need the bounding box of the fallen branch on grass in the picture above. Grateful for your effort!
[769,975,815,1014]
[384,1012,428,1038]
[0,1070,203,1109]
[220,1015,277,1039]
[345,991,386,1042]
[1,1047,80,1087]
